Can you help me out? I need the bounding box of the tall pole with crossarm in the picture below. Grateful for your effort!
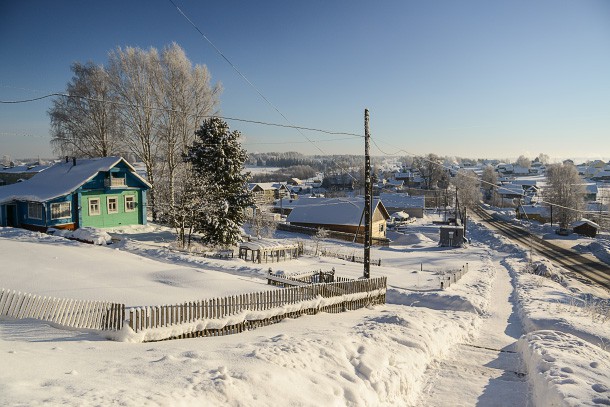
[364,109,372,279]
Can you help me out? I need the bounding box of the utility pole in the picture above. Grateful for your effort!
[364,109,372,279]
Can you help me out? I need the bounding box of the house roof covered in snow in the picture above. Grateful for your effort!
[287,197,389,226]
[497,184,525,196]
[379,193,425,208]
[0,157,150,204]
[0,164,50,174]
[518,205,550,217]
[390,211,410,220]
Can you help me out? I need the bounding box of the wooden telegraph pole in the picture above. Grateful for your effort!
[364,109,372,279]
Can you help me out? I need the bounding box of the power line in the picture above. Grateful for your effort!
[0,92,363,139]
[166,0,361,182]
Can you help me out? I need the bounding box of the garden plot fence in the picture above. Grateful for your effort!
[128,277,387,342]
[0,288,124,330]
[303,247,383,266]
[439,263,469,289]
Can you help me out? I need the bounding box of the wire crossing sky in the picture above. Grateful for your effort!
[1,0,609,161]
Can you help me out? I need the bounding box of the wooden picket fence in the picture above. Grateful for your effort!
[267,270,353,287]
[128,277,387,342]
[0,288,124,331]
[440,263,469,289]
[304,247,383,266]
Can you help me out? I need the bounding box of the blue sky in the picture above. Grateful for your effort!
[1,0,609,161]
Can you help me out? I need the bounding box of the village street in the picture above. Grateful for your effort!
[416,258,530,406]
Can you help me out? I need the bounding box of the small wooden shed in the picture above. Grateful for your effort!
[239,238,301,263]
[439,225,465,247]
[572,219,599,238]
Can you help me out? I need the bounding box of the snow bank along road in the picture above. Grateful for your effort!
[472,205,610,289]
[416,253,529,406]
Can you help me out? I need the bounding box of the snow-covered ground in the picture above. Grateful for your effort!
[483,203,610,265]
[0,213,609,406]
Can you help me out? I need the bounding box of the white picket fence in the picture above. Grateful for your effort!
[0,288,124,331]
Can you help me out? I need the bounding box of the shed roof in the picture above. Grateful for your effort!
[0,157,150,204]
[240,238,299,251]
[572,219,600,229]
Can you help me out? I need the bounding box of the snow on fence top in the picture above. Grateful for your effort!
[239,238,299,251]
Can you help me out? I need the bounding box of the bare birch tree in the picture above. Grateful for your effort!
[452,169,481,209]
[107,47,163,220]
[155,43,221,221]
[49,62,122,157]
[481,165,498,203]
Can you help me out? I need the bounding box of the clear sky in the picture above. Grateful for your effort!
[1,0,609,162]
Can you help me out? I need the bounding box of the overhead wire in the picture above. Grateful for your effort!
[0,92,363,139]
[166,0,361,182]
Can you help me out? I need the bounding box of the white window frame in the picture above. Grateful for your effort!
[89,198,101,216]
[107,196,119,214]
[124,195,136,212]
[51,202,71,220]
[28,202,43,220]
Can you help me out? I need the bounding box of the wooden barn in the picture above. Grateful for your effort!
[571,219,599,238]
[286,197,390,239]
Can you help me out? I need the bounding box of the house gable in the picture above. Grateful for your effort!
[0,157,149,230]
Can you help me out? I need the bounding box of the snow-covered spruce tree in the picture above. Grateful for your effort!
[185,118,253,247]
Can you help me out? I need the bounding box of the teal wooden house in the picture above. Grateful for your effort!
[0,157,151,231]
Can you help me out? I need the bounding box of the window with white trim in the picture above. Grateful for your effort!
[107,196,118,214]
[124,195,136,212]
[28,202,43,220]
[89,198,101,216]
[51,202,71,220]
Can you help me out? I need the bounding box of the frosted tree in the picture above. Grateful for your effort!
[516,155,531,169]
[536,153,550,165]
[545,163,585,229]
[313,227,329,255]
[481,165,498,203]
[107,46,163,220]
[413,154,445,189]
[49,62,122,157]
[156,43,221,219]
[168,164,207,249]
[248,208,277,238]
[185,118,253,247]
[452,169,481,210]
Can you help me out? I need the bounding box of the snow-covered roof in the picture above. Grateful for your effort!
[518,205,550,216]
[287,197,388,226]
[390,211,409,220]
[0,164,50,174]
[497,184,524,196]
[571,219,600,229]
[379,193,424,208]
[0,157,150,204]
[249,182,286,191]
[239,238,299,251]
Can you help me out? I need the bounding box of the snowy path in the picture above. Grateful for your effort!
[415,260,530,406]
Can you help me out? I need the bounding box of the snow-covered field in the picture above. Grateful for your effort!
[0,214,609,406]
